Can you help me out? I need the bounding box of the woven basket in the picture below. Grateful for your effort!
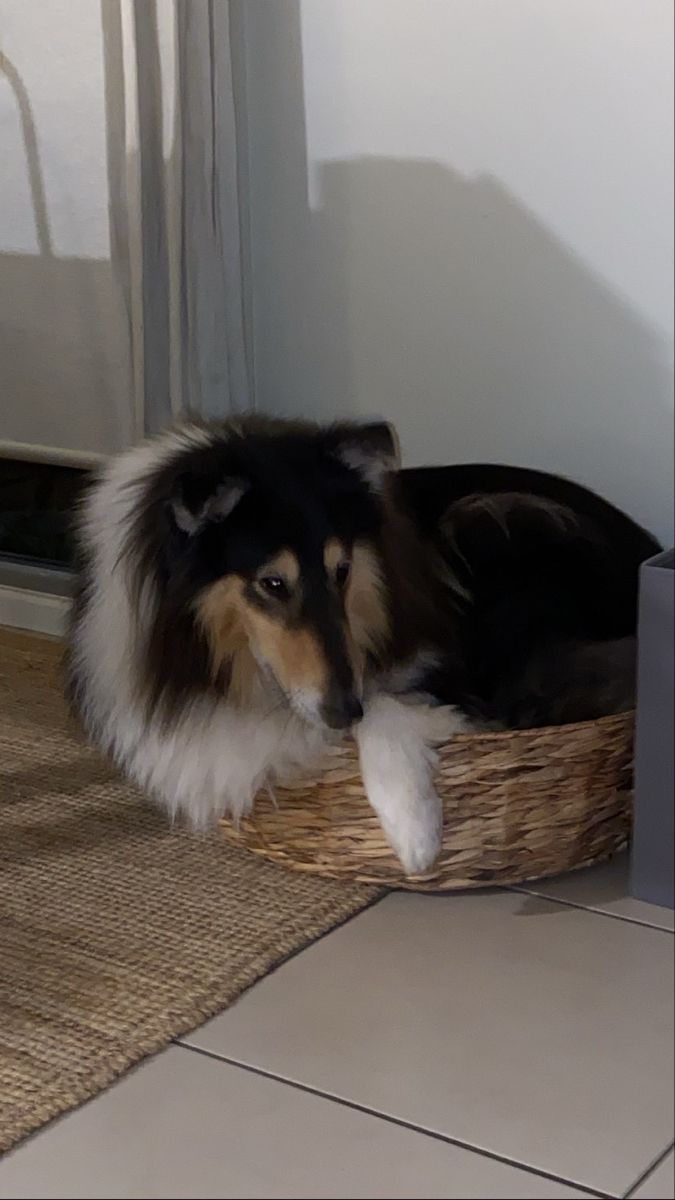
[220,710,634,890]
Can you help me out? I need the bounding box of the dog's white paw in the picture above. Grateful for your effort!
[356,694,448,876]
[381,798,443,876]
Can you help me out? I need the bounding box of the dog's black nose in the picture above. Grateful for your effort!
[322,694,364,729]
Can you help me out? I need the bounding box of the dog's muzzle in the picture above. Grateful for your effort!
[321,692,364,730]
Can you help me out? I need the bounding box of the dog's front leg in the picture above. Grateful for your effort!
[356,695,467,876]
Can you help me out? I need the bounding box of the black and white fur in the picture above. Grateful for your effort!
[67,416,658,875]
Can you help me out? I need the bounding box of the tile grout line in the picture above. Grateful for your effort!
[622,1140,675,1199]
[173,1040,612,1199]
[508,886,674,934]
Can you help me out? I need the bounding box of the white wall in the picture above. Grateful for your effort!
[0,0,135,460]
[244,0,674,544]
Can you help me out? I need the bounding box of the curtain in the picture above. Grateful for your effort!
[103,0,252,435]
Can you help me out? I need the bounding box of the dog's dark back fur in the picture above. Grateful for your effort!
[66,417,659,843]
[398,463,660,725]
[68,415,660,738]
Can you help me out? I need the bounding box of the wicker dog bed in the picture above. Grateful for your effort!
[220,710,634,890]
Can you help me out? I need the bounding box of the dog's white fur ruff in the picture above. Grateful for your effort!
[71,428,470,874]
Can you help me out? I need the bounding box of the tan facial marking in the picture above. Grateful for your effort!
[345,541,390,659]
[257,548,299,587]
[196,573,330,703]
[323,537,348,576]
[195,577,258,705]
[244,614,329,696]
[196,541,388,709]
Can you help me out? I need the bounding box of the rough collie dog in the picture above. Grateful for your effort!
[67,416,658,874]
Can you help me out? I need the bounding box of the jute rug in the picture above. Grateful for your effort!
[0,628,381,1155]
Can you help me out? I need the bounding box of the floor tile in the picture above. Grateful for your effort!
[513,854,674,932]
[630,1149,675,1199]
[0,1046,587,1200]
[183,890,674,1196]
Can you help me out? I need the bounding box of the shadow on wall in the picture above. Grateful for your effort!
[308,159,674,539]
[248,2,674,544]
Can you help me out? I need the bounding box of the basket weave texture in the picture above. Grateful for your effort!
[220,710,634,890]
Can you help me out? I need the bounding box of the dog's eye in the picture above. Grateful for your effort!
[335,561,351,588]
[258,575,290,600]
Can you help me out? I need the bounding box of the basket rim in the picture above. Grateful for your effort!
[222,707,635,891]
[338,707,635,752]
[439,707,635,745]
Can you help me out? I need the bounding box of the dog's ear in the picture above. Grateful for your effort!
[169,475,248,536]
[330,421,401,490]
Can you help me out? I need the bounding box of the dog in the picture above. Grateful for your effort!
[66,415,659,874]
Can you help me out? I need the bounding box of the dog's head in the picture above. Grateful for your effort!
[148,418,399,729]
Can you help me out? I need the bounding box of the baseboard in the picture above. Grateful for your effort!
[0,584,68,637]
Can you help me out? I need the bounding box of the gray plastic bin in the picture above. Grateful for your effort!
[630,548,674,909]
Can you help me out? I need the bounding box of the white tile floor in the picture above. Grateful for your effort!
[0,854,672,1200]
